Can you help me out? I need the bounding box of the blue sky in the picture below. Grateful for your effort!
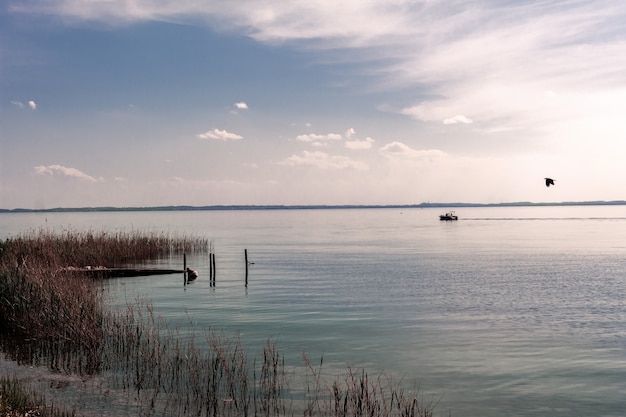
[2,0,626,209]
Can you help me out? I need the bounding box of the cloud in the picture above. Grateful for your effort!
[11,1,626,154]
[34,164,99,182]
[443,115,473,125]
[401,104,475,125]
[197,128,243,140]
[11,100,37,110]
[345,137,374,150]
[295,132,342,146]
[279,150,367,170]
[12,3,626,91]
[230,101,249,114]
[345,128,356,138]
[379,142,446,160]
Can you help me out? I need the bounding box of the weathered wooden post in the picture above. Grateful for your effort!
[183,253,187,286]
[208,252,212,286]
[245,249,249,287]
[208,252,216,286]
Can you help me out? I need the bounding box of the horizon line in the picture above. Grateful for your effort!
[2,200,626,213]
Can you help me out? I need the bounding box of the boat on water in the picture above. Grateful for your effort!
[439,211,458,221]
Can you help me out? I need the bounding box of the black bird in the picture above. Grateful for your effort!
[545,178,555,187]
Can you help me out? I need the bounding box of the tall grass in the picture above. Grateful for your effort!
[0,374,76,416]
[0,230,438,416]
[97,301,287,416]
[0,229,208,374]
[0,228,208,269]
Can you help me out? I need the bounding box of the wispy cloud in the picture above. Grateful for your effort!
[379,142,446,161]
[13,1,626,133]
[197,128,243,141]
[443,115,473,125]
[11,100,37,110]
[280,150,367,170]
[34,164,99,182]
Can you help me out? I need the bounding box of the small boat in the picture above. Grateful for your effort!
[439,211,458,221]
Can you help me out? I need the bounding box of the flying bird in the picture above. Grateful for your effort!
[545,178,555,187]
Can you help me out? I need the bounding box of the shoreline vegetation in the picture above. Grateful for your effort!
[1,200,626,213]
[0,230,438,417]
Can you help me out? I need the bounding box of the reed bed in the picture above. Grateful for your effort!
[0,229,208,374]
[0,230,437,417]
[0,228,209,269]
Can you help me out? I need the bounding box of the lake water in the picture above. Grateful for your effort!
[1,206,626,416]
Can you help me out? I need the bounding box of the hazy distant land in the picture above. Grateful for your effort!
[2,200,626,213]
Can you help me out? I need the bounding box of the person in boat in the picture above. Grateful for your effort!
[186,268,199,281]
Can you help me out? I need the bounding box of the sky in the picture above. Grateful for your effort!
[2,0,626,209]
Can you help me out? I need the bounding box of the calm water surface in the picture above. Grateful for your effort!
[1,206,625,416]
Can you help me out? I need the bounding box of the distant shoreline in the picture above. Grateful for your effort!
[2,200,626,213]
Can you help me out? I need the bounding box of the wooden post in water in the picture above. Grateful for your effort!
[208,252,212,286]
[244,249,249,287]
[183,253,187,286]
[212,252,216,285]
[209,252,216,286]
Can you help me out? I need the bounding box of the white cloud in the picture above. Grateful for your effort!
[12,3,626,115]
[345,128,356,138]
[10,100,37,110]
[443,115,473,125]
[197,128,243,140]
[379,142,446,160]
[280,150,368,170]
[402,104,474,124]
[345,137,374,150]
[34,164,99,182]
[295,133,342,146]
[234,101,248,110]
